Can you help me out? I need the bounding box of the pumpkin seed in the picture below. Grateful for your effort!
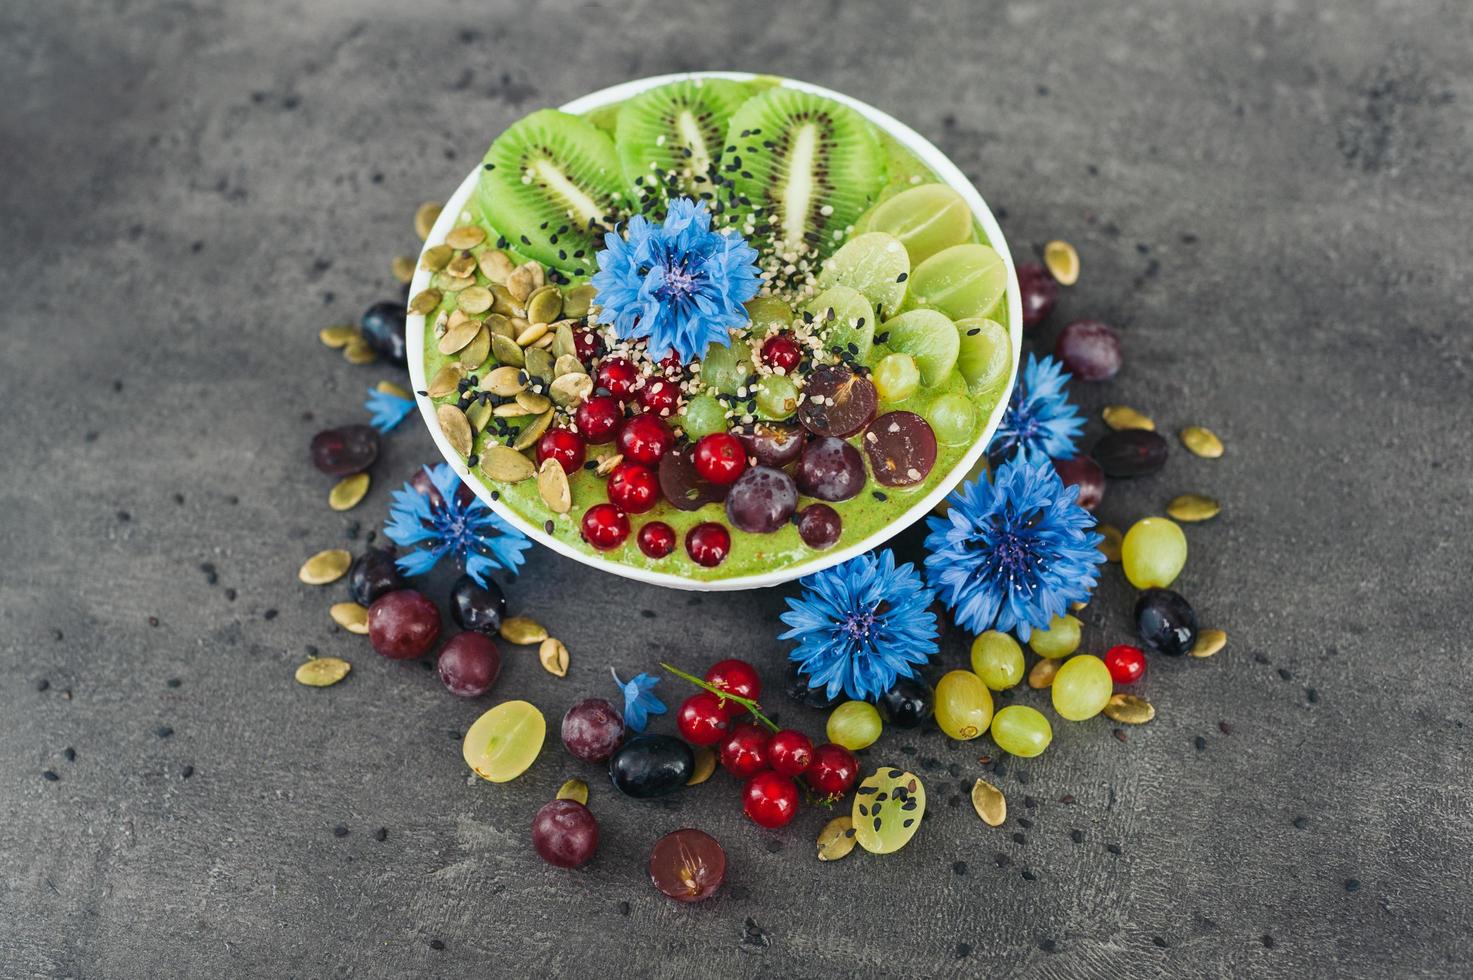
[342,336,376,364]
[445,225,486,250]
[562,283,597,319]
[970,778,1007,826]
[484,366,526,397]
[426,363,465,397]
[440,274,476,294]
[431,309,450,339]
[529,332,554,350]
[318,324,357,348]
[500,615,549,645]
[490,283,520,316]
[516,320,551,348]
[413,201,442,239]
[556,778,589,805]
[549,373,593,408]
[538,637,569,677]
[525,285,562,326]
[1190,628,1228,658]
[1102,405,1155,431]
[516,391,551,414]
[554,354,584,378]
[391,254,416,283]
[437,404,474,456]
[506,262,544,303]
[1167,493,1221,523]
[437,316,482,355]
[330,601,370,634]
[512,410,553,451]
[376,380,412,399]
[537,458,572,514]
[421,244,453,271]
[594,452,623,477]
[480,444,536,482]
[295,657,351,687]
[1180,425,1224,458]
[457,285,493,315]
[458,326,491,370]
[524,347,554,382]
[1098,523,1123,562]
[485,313,515,339]
[1070,600,1088,613]
[817,816,857,862]
[552,322,576,358]
[1028,657,1061,689]
[408,288,442,316]
[687,745,717,785]
[1043,240,1080,286]
[328,472,370,511]
[478,249,514,283]
[466,399,494,431]
[493,402,533,419]
[1103,693,1156,724]
[491,333,525,368]
[298,549,351,585]
[446,253,478,279]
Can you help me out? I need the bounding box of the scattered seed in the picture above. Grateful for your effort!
[413,201,443,239]
[562,284,597,319]
[376,380,412,399]
[1098,523,1123,562]
[523,347,555,382]
[328,473,370,511]
[342,336,376,364]
[1043,240,1080,286]
[445,225,486,250]
[457,285,494,315]
[549,373,594,408]
[478,250,514,283]
[687,745,716,785]
[436,404,474,457]
[594,452,623,477]
[1103,693,1155,724]
[516,320,551,348]
[817,816,857,862]
[421,244,453,272]
[516,391,552,414]
[1028,658,1061,689]
[318,324,358,349]
[524,285,563,326]
[1102,405,1155,431]
[480,445,536,483]
[1168,493,1221,522]
[437,316,483,355]
[492,332,526,368]
[482,365,526,398]
[512,410,553,452]
[329,602,370,635]
[426,364,464,398]
[537,458,572,514]
[298,549,352,585]
[1191,629,1228,658]
[556,778,589,805]
[295,657,352,687]
[538,637,569,677]
[408,288,442,316]
[499,615,549,645]
[553,353,584,378]
[1180,425,1224,458]
[390,255,415,283]
[970,778,1007,826]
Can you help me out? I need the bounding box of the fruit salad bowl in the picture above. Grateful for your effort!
[406,72,1023,591]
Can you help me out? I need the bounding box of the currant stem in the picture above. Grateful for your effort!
[659,662,780,733]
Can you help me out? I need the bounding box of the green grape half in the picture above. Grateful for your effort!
[880,309,959,386]
[816,232,910,318]
[827,701,883,750]
[934,670,994,741]
[990,705,1052,758]
[970,631,1024,691]
[462,700,546,782]
[1051,655,1113,721]
[1028,614,1082,659]
[906,243,1007,322]
[755,374,799,420]
[744,295,793,336]
[873,352,920,403]
[928,392,978,446]
[805,285,876,363]
[679,394,728,439]
[859,183,973,266]
[700,339,753,395]
[954,317,1012,398]
[1121,517,1187,589]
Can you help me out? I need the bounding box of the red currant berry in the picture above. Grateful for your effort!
[1104,644,1147,685]
[760,333,802,373]
[719,722,770,779]
[580,503,630,551]
[618,413,675,465]
[657,349,684,373]
[767,729,814,777]
[575,395,624,444]
[573,329,603,361]
[595,357,638,400]
[639,378,681,416]
[705,658,762,704]
[637,521,676,559]
[693,432,748,485]
[606,461,659,514]
[685,522,730,568]
[536,427,586,475]
[676,692,731,746]
[803,743,859,799]
[743,772,800,828]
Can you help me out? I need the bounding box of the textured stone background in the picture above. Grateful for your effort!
[3,0,1471,977]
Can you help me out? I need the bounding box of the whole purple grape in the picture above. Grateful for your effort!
[1055,320,1122,381]
[1016,263,1058,329]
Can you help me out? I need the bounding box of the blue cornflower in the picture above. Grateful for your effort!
[611,669,666,733]
[924,453,1103,641]
[779,549,940,703]
[365,386,415,433]
[591,196,761,365]
[988,353,1084,463]
[383,464,531,585]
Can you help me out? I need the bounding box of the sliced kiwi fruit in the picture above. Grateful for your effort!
[723,87,886,260]
[474,109,628,275]
[615,79,752,206]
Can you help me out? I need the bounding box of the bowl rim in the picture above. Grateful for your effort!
[406,71,1023,591]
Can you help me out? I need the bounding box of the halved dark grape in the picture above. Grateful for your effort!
[725,466,798,534]
[310,425,380,477]
[449,575,508,634]
[794,437,866,502]
[797,503,842,550]
[1093,430,1168,478]
[1052,455,1105,512]
[1054,319,1122,381]
[798,364,878,438]
[361,300,408,365]
[648,828,725,902]
[731,421,805,468]
[862,411,937,487]
[349,547,405,606]
[658,443,728,512]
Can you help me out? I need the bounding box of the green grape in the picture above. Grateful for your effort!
[970,631,1024,691]
[816,232,910,318]
[990,705,1052,758]
[933,670,994,741]
[881,309,960,386]
[928,392,978,446]
[852,767,926,854]
[805,285,876,363]
[907,243,1007,322]
[461,700,546,782]
[700,339,753,395]
[859,183,972,266]
[873,353,920,402]
[1028,614,1082,659]
[1121,517,1187,589]
[827,700,883,750]
[744,295,793,336]
[954,317,1011,398]
[755,374,799,420]
[1051,655,1113,721]
[679,394,728,439]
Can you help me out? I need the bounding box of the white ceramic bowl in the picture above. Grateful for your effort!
[407,72,1022,591]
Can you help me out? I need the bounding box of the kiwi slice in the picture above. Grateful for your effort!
[615,79,751,205]
[723,87,885,260]
[474,109,628,275]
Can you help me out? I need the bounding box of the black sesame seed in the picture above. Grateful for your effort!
[952,861,967,875]
[155,726,174,738]
[63,748,76,762]
[332,825,350,838]
[1345,878,1361,892]
[1106,843,1122,855]
[36,679,49,692]
[373,827,388,842]
[181,765,194,778]
[42,770,59,782]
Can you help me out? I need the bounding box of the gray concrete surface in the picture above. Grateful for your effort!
[3,0,1472,976]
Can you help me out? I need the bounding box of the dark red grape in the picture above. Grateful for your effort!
[798,364,878,438]
[786,664,842,709]
[658,443,727,511]
[561,698,625,762]
[648,828,725,902]
[877,675,935,729]
[609,734,695,798]
[725,466,798,534]
[1052,456,1105,511]
[449,575,507,633]
[731,421,804,468]
[367,590,441,660]
[1054,319,1122,381]
[797,503,843,550]
[862,411,937,487]
[348,547,403,606]
[1135,588,1199,656]
[795,436,866,502]
[1016,263,1057,329]
[1093,430,1168,478]
[361,300,408,365]
[531,799,598,869]
[436,632,501,697]
[310,425,380,477]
